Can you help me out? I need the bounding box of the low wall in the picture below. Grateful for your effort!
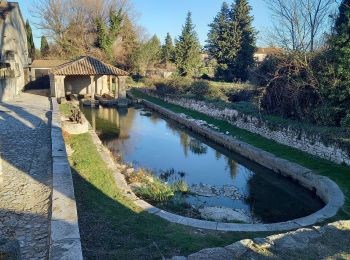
[134,98,345,232]
[140,90,350,166]
[50,99,83,259]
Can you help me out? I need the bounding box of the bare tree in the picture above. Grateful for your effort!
[32,0,139,59]
[265,0,336,51]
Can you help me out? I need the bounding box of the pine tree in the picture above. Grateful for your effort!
[96,9,124,60]
[162,33,175,65]
[109,9,123,37]
[326,0,350,126]
[230,0,256,81]
[206,2,241,81]
[40,36,50,58]
[25,20,35,60]
[174,12,202,77]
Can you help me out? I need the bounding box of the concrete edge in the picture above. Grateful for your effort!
[83,96,344,232]
[49,99,83,260]
[137,98,344,232]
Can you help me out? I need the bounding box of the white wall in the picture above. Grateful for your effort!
[0,5,28,101]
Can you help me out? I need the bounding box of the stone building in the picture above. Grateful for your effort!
[254,47,282,62]
[49,56,129,99]
[0,1,29,101]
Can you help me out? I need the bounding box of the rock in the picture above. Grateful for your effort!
[129,182,142,191]
[62,120,89,135]
[65,144,74,157]
[198,206,252,223]
[140,112,152,117]
[170,256,187,260]
[126,168,135,175]
[190,184,243,200]
[190,184,219,197]
[188,247,234,260]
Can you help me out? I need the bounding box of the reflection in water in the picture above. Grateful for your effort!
[81,106,324,223]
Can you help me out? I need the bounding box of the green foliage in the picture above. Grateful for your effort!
[172,180,189,193]
[40,36,50,57]
[25,20,35,60]
[341,112,350,130]
[230,0,256,81]
[154,76,193,95]
[96,9,124,60]
[189,80,222,100]
[162,33,175,65]
[132,35,162,74]
[175,12,202,77]
[206,0,256,81]
[136,179,175,203]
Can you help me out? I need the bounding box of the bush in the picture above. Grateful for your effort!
[137,179,175,203]
[341,112,350,130]
[172,180,189,193]
[154,76,193,96]
[189,80,222,100]
[227,89,260,103]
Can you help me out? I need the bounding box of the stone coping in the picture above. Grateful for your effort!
[85,97,344,232]
[49,99,83,259]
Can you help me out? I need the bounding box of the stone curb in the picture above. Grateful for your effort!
[84,96,344,232]
[49,99,83,260]
[135,98,344,232]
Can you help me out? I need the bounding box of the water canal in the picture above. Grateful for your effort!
[81,105,324,223]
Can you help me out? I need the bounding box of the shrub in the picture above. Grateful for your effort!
[154,76,192,96]
[136,179,175,203]
[227,89,260,103]
[189,80,223,100]
[341,112,350,130]
[172,180,189,193]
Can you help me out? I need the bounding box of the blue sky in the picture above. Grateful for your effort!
[16,0,272,48]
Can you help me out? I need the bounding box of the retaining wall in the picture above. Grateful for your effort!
[134,98,345,232]
[140,90,350,166]
[49,99,83,259]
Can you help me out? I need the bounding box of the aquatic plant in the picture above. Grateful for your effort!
[172,180,189,193]
[136,179,175,203]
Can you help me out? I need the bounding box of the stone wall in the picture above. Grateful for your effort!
[140,90,350,166]
[137,99,344,231]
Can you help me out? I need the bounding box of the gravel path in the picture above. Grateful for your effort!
[0,93,52,259]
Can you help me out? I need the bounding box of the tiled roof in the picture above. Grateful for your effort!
[31,60,70,69]
[49,56,129,76]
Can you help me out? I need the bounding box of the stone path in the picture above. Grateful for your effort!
[173,220,350,259]
[0,93,52,259]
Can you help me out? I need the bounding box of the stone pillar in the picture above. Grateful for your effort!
[118,76,127,98]
[114,76,119,99]
[50,75,66,98]
[90,76,95,97]
[109,76,113,95]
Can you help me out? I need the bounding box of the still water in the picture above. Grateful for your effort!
[82,105,324,223]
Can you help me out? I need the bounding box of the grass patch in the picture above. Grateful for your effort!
[131,89,350,220]
[59,103,74,117]
[65,133,271,259]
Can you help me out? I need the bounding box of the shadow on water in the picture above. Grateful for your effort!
[1,93,346,259]
[81,105,325,223]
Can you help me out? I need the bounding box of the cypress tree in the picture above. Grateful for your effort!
[230,0,256,81]
[25,20,35,60]
[40,36,50,58]
[207,2,241,81]
[96,17,111,57]
[162,33,175,65]
[327,0,350,126]
[174,12,202,77]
